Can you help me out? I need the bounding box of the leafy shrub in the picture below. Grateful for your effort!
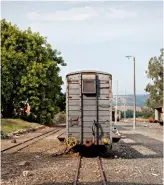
[20,113,37,123]
[1,131,9,139]
[52,111,66,125]
[141,107,154,119]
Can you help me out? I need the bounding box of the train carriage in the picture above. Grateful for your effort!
[66,71,120,149]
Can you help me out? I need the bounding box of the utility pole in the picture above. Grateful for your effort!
[125,56,136,129]
[133,57,136,129]
[115,80,118,126]
[124,89,126,122]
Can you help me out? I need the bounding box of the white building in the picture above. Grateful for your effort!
[154,106,164,125]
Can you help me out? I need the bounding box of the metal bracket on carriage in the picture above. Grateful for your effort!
[69,116,80,127]
[84,139,94,147]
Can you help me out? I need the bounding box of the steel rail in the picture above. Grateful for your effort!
[14,129,61,153]
[73,156,107,185]
[73,155,82,185]
[56,131,66,139]
[1,128,60,153]
[97,157,107,185]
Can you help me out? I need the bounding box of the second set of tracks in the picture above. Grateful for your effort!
[2,128,108,184]
[74,156,107,185]
[1,128,64,153]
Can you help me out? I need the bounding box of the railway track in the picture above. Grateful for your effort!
[1,128,62,153]
[73,156,107,185]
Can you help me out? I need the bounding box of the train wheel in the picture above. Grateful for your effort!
[65,137,77,148]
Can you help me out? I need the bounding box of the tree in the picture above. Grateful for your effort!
[1,19,66,124]
[145,48,163,108]
[141,107,154,119]
[56,92,66,112]
[121,110,133,118]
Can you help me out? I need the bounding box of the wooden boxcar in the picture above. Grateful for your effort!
[66,71,120,148]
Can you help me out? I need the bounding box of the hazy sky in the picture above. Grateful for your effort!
[1,1,163,95]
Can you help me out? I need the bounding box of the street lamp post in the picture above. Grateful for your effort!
[124,90,126,123]
[124,101,126,122]
[115,80,118,126]
[125,56,136,129]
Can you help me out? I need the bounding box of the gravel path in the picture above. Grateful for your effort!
[101,122,163,185]
[1,122,163,185]
[102,157,162,185]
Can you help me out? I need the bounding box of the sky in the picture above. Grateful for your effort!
[1,1,163,95]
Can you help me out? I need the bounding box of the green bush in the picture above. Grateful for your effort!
[141,107,154,119]
[1,131,9,139]
[20,113,37,123]
[52,111,66,125]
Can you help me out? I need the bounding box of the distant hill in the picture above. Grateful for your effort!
[135,94,149,107]
[113,94,149,107]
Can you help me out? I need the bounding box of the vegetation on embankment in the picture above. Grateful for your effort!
[1,119,43,138]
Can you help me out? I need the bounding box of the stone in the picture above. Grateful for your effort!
[35,155,40,159]
[11,139,17,143]
[18,161,30,166]
[152,173,158,176]
[23,171,29,177]
[13,134,18,137]
[7,133,13,138]
[23,171,34,177]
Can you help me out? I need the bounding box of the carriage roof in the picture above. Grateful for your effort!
[66,70,112,78]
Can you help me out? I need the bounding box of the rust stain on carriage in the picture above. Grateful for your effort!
[70,116,79,121]
[69,116,80,126]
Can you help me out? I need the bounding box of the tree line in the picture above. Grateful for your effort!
[120,107,154,119]
[1,19,66,124]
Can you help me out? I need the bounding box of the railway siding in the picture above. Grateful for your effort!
[1,128,62,153]
[1,127,54,151]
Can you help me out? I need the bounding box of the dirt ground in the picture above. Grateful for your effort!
[1,122,163,185]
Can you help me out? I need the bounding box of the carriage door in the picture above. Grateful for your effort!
[82,73,98,144]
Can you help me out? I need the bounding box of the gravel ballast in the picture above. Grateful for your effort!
[1,122,163,185]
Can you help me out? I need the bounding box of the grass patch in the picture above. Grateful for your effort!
[1,119,41,135]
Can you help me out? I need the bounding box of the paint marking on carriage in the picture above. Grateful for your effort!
[131,145,157,155]
[122,138,135,143]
